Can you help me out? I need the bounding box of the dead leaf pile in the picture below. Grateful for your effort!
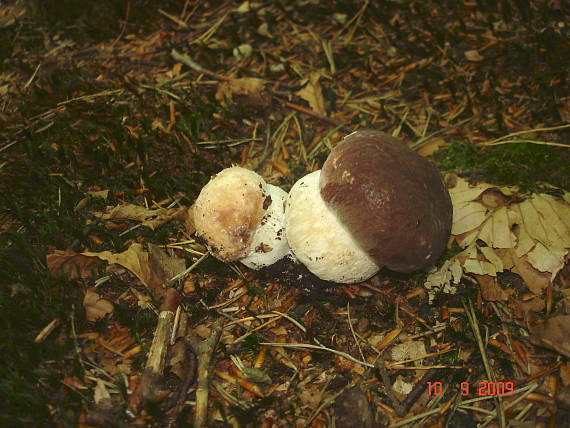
[426,175,570,299]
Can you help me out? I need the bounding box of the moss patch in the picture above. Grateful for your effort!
[434,141,570,192]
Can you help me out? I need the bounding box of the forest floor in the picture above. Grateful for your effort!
[1,1,570,427]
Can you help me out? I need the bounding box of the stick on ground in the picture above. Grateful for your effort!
[186,317,225,428]
[129,288,181,413]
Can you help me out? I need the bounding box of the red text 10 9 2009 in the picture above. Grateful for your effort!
[427,381,514,397]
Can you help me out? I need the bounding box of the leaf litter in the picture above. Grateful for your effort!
[1,1,570,427]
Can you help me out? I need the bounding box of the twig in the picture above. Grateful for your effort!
[186,317,225,428]
[168,312,197,427]
[347,303,365,363]
[273,96,343,126]
[260,342,374,368]
[34,317,61,343]
[171,49,228,81]
[463,299,506,428]
[303,381,356,428]
[409,116,474,150]
[479,123,570,144]
[377,353,406,417]
[477,138,569,148]
[401,369,440,415]
[129,288,181,413]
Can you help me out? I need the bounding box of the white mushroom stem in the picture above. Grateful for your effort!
[241,184,289,269]
[284,170,380,283]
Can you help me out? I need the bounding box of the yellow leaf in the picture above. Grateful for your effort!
[417,137,446,157]
[478,206,517,249]
[526,242,567,280]
[451,201,487,235]
[296,71,326,116]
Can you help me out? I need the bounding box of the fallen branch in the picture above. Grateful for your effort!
[129,288,181,413]
[186,317,225,428]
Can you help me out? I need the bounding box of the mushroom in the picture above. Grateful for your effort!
[193,166,290,269]
[285,130,452,283]
[285,170,380,283]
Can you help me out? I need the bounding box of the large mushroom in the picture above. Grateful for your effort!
[285,130,452,283]
[192,166,290,269]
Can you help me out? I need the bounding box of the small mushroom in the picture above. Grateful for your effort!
[285,130,452,283]
[193,166,289,269]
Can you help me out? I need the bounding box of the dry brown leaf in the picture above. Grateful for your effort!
[94,203,187,231]
[47,250,100,280]
[181,205,196,235]
[86,189,109,200]
[417,137,446,157]
[477,275,510,301]
[296,71,326,116]
[83,289,114,322]
[529,315,570,358]
[148,243,187,289]
[215,77,267,107]
[62,376,88,390]
[464,49,484,62]
[93,379,112,406]
[509,249,551,294]
[83,243,185,301]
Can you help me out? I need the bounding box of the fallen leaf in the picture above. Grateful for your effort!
[478,206,517,248]
[62,376,88,390]
[477,275,510,301]
[530,315,570,358]
[47,250,100,280]
[300,386,323,409]
[417,137,446,157]
[83,289,114,321]
[94,203,187,231]
[94,379,112,406]
[448,176,570,291]
[464,49,484,62]
[391,341,426,362]
[86,189,109,200]
[510,249,551,294]
[215,77,267,107]
[423,259,462,302]
[526,242,567,279]
[296,71,327,116]
[83,243,185,301]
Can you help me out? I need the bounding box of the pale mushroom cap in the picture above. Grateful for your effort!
[284,170,380,283]
[193,167,266,262]
[241,184,290,269]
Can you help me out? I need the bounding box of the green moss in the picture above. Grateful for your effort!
[434,141,570,192]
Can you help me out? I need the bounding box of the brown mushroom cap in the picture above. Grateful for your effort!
[319,130,452,273]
